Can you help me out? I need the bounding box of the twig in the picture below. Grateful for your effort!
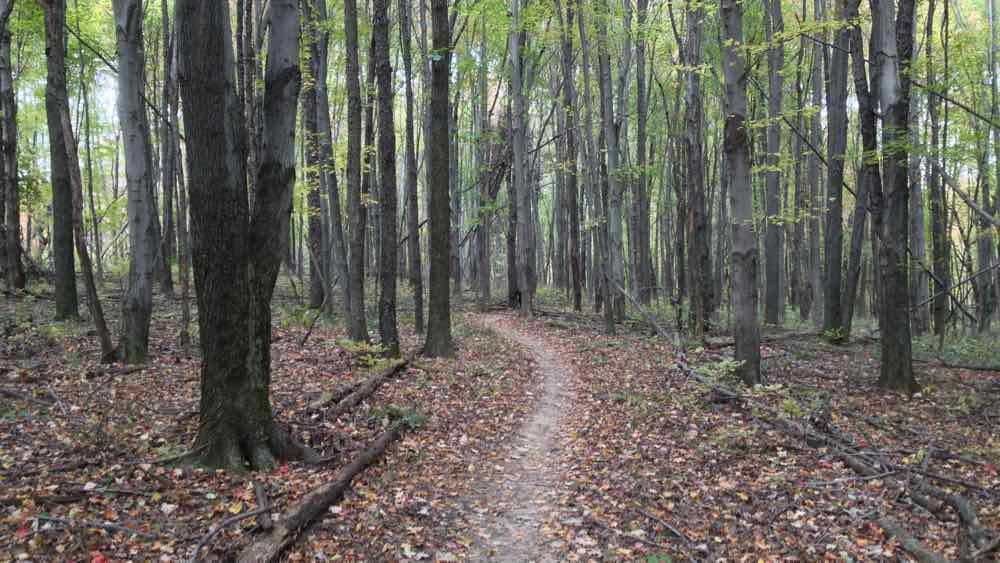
[188,505,272,563]
[35,515,158,540]
[803,470,898,488]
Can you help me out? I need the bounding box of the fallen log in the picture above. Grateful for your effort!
[234,420,406,563]
[326,357,409,419]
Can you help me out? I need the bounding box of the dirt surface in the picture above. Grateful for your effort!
[465,314,576,562]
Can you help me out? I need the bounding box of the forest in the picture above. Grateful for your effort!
[1,0,1000,559]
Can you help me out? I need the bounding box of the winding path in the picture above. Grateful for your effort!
[467,314,577,562]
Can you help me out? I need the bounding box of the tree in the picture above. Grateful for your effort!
[114,0,159,363]
[423,0,454,357]
[511,0,535,316]
[344,0,368,342]
[0,0,23,290]
[823,0,849,338]
[634,0,652,305]
[374,0,400,357]
[41,0,79,319]
[556,0,582,311]
[721,0,761,384]
[176,0,315,469]
[596,0,625,323]
[399,0,425,332]
[873,0,918,392]
[763,0,785,325]
[685,0,711,335]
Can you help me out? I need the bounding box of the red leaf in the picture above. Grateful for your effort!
[985,463,998,476]
[90,551,110,563]
[14,526,29,539]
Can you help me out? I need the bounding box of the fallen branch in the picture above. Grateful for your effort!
[306,379,366,411]
[326,357,410,419]
[35,515,158,540]
[235,420,407,562]
[189,504,273,563]
[876,517,948,563]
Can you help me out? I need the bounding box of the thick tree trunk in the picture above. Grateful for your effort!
[400,0,425,330]
[721,0,761,384]
[763,0,785,325]
[556,0,582,311]
[0,0,22,290]
[423,0,454,356]
[177,0,314,469]
[373,0,400,357]
[42,0,79,319]
[344,0,368,341]
[114,0,159,363]
[873,0,918,392]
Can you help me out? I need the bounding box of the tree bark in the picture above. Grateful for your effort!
[159,0,175,298]
[42,0,79,319]
[114,0,159,363]
[400,0,425,330]
[0,0,22,290]
[685,0,711,335]
[763,0,785,325]
[177,0,314,469]
[373,0,400,357]
[344,0,369,341]
[423,0,454,357]
[823,0,849,338]
[925,0,950,336]
[597,0,625,323]
[511,0,535,317]
[721,0,761,384]
[873,0,918,392]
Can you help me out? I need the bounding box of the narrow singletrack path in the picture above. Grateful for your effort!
[467,314,577,562]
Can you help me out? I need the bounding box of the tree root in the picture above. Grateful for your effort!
[233,420,407,563]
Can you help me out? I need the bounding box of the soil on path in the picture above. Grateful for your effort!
[466,314,577,562]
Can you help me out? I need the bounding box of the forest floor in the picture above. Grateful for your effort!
[2,281,1000,561]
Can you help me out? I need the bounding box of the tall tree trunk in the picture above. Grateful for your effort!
[823,0,849,339]
[635,0,652,304]
[42,0,79,319]
[114,0,159,363]
[842,0,879,336]
[909,93,929,335]
[400,0,425,329]
[685,0,711,335]
[873,0,918,391]
[926,0,950,336]
[344,0,369,341]
[556,0,582,311]
[159,0,175,297]
[721,0,761,384]
[424,0,454,356]
[76,4,102,284]
[807,2,823,324]
[374,0,399,357]
[597,0,625,322]
[763,0,785,325]
[0,0,22,290]
[511,0,534,316]
[177,0,314,469]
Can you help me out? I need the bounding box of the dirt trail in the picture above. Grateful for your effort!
[467,314,576,562]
